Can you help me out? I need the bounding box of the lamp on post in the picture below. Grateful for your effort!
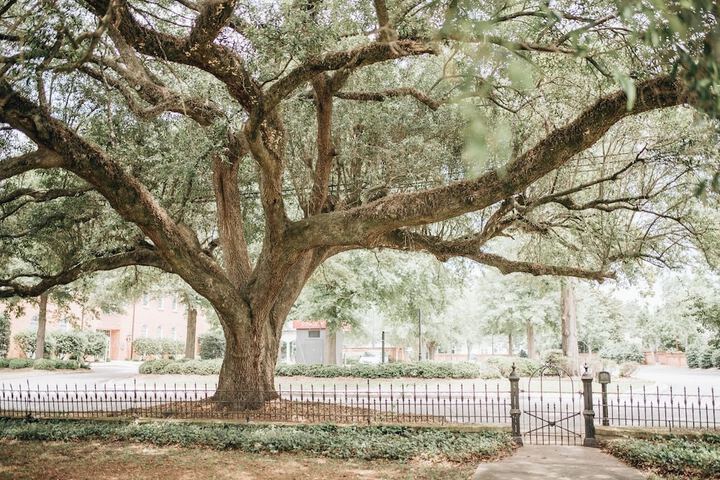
[598,370,611,426]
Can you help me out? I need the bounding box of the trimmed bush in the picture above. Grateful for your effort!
[33,358,57,370]
[599,342,644,363]
[0,418,516,463]
[701,347,716,369]
[138,359,503,378]
[713,349,720,369]
[198,332,225,359]
[83,331,109,360]
[619,362,639,378]
[8,358,34,369]
[0,358,86,370]
[133,337,183,359]
[485,357,542,377]
[0,312,10,358]
[605,436,720,478]
[686,344,703,368]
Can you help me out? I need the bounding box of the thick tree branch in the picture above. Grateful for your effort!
[187,0,238,47]
[0,246,169,298]
[212,149,252,284]
[264,40,435,113]
[376,229,614,281]
[0,81,243,315]
[287,75,693,249]
[0,149,64,180]
[85,0,261,109]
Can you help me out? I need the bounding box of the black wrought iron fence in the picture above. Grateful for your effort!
[0,381,511,425]
[594,385,719,431]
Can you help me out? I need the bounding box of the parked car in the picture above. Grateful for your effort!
[358,352,382,365]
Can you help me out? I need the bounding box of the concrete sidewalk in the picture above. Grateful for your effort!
[473,446,646,480]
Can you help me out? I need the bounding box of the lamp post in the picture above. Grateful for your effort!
[417,310,422,361]
[381,330,386,364]
[598,370,611,426]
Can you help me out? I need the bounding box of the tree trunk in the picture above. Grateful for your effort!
[34,291,49,360]
[426,341,438,360]
[507,333,513,356]
[324,330,337,365]
[561,280,580,375]
[185,306,197,359]
[214,314,281,410]
[526,320,537,359]
[466,340,472,361]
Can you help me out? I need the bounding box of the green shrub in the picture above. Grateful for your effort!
[32,358,56,370]
[701,347,716,369]
[712,349,720,368]
[605,437,720,478]
[0,312,10,358]
[485,357,541,377]
[599,342,644,363]
[83,331,109,360]
[12,330,37,358]
[619,362,639,378]
[51,331,86,360]
[686,344,702,368]
[0,358,9,368]
[139,359,499,378]
[198,332,225,360]
[160,339,184,357]
[133,337,183,359]
[9,358,34,369]
[0,418,516,463]
[542,350,575,374]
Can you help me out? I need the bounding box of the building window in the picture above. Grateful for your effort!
[157,325,163,339]
[172,297,178,312]
[308,330,321,338]
[141,325,148,337]
[170,327,177,340]
[29,315,38,330]
[158,297,164,310]
[142,294,149,306]
[59,318,70,332]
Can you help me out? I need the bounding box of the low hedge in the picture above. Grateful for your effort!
[0,358,88,370]
[0,418,515,462]
[139,359,503,379]
[605,435,720,479]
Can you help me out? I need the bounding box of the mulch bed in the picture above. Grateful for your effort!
[119,398,443,424]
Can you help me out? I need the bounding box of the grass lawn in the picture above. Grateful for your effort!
[0,439,477,480]
[603,433,720,479]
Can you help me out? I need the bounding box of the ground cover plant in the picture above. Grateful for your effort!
[604,434,720,479]
[0,418,515,463]
[0,440,481,480]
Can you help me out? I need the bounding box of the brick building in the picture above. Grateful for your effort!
[3,295,213,360]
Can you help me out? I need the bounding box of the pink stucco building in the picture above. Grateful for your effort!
[3,295,212,360]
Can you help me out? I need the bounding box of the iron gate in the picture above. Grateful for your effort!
[520,363,584,445]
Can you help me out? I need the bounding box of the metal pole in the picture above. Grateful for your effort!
[417,310,422,361]
[601,382,609,426]
[509,364,523,445]
[582,364,597,447]
[381,331,386,364]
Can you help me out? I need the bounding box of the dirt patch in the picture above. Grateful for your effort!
[119,398,438,424]
[0,439,476,480]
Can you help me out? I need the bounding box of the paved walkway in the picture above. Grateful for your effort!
[473,446,646,480]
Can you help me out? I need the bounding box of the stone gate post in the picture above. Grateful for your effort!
[582,364,597,447]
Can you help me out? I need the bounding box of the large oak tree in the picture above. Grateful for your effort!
[0,0,719,406]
